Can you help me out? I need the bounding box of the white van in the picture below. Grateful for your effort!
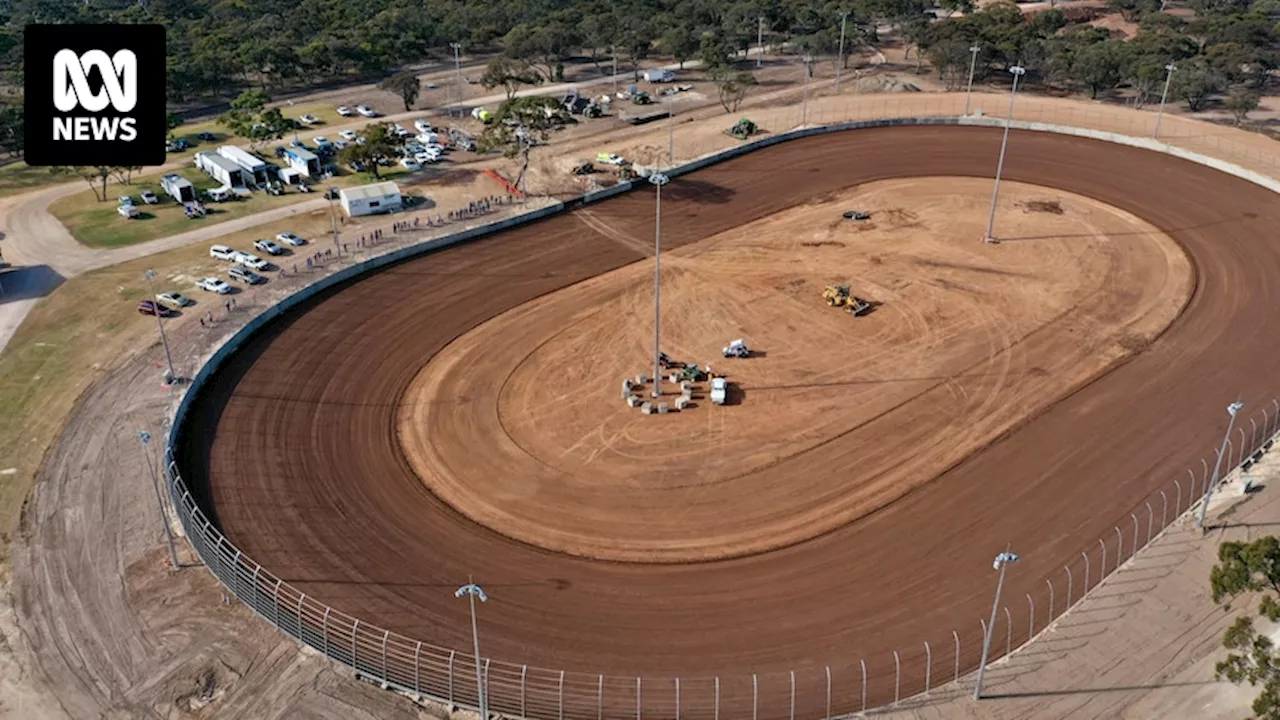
[206,186,233,203]
[209,244,236,260]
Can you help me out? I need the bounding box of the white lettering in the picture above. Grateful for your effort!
[118,118,136,142]
[74,117,91,140]
[52,117,73,140]
[90,117,120,140]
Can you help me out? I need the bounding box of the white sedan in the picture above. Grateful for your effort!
[276,232,306,246]
[356,105,378,117]
[157,292,194,308]
[298,113,320,125]
[399,158,422,172]
[338,129,358,141]
[414,151,441,164]
[414,119,432,133]
[336,105,355,116]
[197,277,232,294]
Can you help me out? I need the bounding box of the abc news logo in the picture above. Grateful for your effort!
[25,24,165,167]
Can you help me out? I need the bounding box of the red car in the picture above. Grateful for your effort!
[137,299,173,317]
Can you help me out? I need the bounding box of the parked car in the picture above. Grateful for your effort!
[229,266,265,285]
[139,190,158,204]
[298,113,319,125]
[276,232,305,246]
[119,195,134,206]
[197,276,232,294]
[356,105,377,117]
[209,244,236,260]
[231,251,270,271]
[414,119,433,134]
[117,204,139,219]
[399,158,422,172]
[274,146,288,158]
[253,239,284,256]
[332,139,347,150]
[324,187,340,200]
[290,138,307,149]
[415,151,440,165]
[338,129,358,141]
[336,105,355,116]
[137,299,173,317]
[596,152,626,165]
[196,131,217,141]
[390,123,409,136]
[165,138,191,152]
[157,292,194,309]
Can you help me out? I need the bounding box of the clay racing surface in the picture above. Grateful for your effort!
[178,126,1280,717]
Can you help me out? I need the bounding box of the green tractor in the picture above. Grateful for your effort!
[632,91,654,105]
[727,118,759,141]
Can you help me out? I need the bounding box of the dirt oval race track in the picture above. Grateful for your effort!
[180,126,1280,718]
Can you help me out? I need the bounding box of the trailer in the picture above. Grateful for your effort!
[217,145,271,186]
[644,69,675,83]
[622,109,671,126]
[160,173,196,203]
[282,146,321,178]
[194,152,246,188]
[339,181,402,217]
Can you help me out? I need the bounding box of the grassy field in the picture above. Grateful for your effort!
[49,160,414,249]
[0,162,58,198]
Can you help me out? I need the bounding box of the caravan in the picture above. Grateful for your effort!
[194,152,247,189]
[217,146,271,187]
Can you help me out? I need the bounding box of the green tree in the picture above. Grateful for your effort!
[480,57,543,100]
[659,25,701,69]
[1171,60,1225,111]
[477,96,572,193]
[1070,40,1128,99]
[49,166,119,202]
[0,105,24,158]
[1225,90,1260,124]
[1210,537,1280,720]
[708,65,758,113]
[379,71,422,112]
[338,123,405,180]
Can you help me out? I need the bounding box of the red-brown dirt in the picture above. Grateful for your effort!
[179,126,1280,719]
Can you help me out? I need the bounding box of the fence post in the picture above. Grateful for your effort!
[351,619,359,674]
[598,675,604,720]
[1238,427,1246,467]
[1083,551,1091,591]
[1099,537,1107,577]
[924,642,932,695]
[1027,594,1034,638]
[953,630,960,683]
[825,666,832,719]
[250,564,260,609]
[381,630,389,684]
[322,607,331,658]
[1146,503,1154,545]
[1115,526,1123,563]
[522,666,528,717]
[272,578,281,629]
[297,593,306,642]
[791,670,797,720]
[860,659,867,713]
[449,650,456,705]
[637,677,642,720]
[1174,479,1182,516]
[414,642,422,696]
[484,660,490,715]
[1273,399,1279,438]
[675,678,681,720]
[715,677,721,720]
[1046,578,1054,621]
[1004,607,1012,658]
[1161,490,1169,529]
[561,670,567,720]
[1252,417,1259,454]
[1200,459,1209,500]
[753,673,759,720]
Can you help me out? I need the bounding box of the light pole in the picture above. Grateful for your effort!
[450,42,463,118]
[143,269,175,384]
[612,46,619,97]
[964,45,981,116]
[136,430,179,570]
[328,191,340,255]
[1153,62,1176,140]
[455,579,489,719]
[974,549,1019,699]
[1197,401,1245,531]
[835,12,850,92]
[757,17,765,68]
[982,64,1026,244]
[649,172,669,398]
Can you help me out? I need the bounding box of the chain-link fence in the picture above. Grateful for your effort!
[162,99,1280,719]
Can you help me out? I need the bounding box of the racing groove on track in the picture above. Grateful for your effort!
[180,126,1280,717]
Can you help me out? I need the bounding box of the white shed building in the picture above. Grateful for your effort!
[217,145,270,186]
[339,181,402,217]
[194,151,246,188]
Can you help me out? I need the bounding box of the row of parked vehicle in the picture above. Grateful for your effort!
[197,233,307,293]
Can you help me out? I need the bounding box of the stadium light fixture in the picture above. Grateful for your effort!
[455,579,489,718]
[983,65,1026,243]
[974,548,1019,699]
[649,172,670,398]
[1154,63,1176,140]
[1197,401,1245,531]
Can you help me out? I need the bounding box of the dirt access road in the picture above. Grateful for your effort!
[181,125,1280,718]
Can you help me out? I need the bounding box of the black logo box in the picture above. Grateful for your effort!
[25,24,166,167]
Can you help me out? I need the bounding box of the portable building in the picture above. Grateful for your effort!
[339,181,402,217]
[644,69,675,82]
[283,147,321,178]
[217,145,270,186]
[194,152,246,188]
[160,173,196,203]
